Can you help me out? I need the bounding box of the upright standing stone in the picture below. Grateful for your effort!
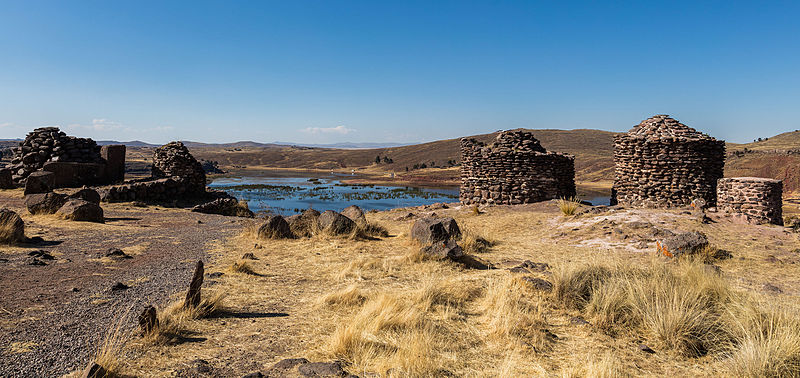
[184,261,204,309]
[100,144,126,184]
[612,115,725,208]
[138,305,159,334]
[0,168,13,189]
[0,209,25,243]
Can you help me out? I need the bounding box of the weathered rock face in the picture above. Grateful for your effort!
[7,127,106,184]
[341,205,366,225]
[460,129,576,205]
[99,177,190,202]
[191,198,254,217]
[152,142,206,195]
[258,215,294,239]
[0,209,25,243]
[717,177,783,225]
[287,209,320,237]
[56,199,104,223]
[41,162,106,188]
[657,231,709,258]
[612,115,725,208]
[0,168,13,189]
[318,210,356,235]
[68,188,102,205]
[420,239,464,259]
[25,192,69,214]
[411,217,461,244]
[100,144,126,184]
[24,170,55,195]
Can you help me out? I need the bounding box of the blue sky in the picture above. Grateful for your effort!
[0,1,798,144]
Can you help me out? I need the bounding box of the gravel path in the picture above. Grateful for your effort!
[0,196,243,377]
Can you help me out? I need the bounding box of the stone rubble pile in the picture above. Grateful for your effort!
[7,127,105,183]
[717,177,783,225]
[612,115,725,208]
[460,129,576,205]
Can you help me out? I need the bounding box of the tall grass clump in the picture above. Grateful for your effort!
[723,302,800,377]
[142,291,226,345]
[460,229,494,254]
[553,259,735,357]
[556,196,581,216]
[478,275,551,352]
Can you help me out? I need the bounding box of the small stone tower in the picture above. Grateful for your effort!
[612,115,725,208]
[460,129,576,205]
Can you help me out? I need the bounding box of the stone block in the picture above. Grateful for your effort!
[100,144,126,183]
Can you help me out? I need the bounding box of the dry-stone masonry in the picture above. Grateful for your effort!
[612,115,725,208]
[152,142,206,195]
[460,129,576,205]
[5,127,125,187]
[717,177,783,225]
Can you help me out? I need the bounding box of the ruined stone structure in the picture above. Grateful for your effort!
[460,129,576,205]
[717,177,783,225]
[612,115,725,208]
[99,141,207,202]
[152,142,206,195]
[6,127,125,187]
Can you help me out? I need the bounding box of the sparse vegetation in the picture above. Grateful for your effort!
[556,196,581,216]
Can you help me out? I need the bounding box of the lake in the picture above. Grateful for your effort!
[208,175,460,215]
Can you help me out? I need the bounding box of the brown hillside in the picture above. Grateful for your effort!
[180,129,619,182]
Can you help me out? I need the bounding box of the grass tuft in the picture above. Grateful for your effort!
[229,260,258,275]
[556,196,581,216]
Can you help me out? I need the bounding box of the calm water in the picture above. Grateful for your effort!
[208,176,459,215]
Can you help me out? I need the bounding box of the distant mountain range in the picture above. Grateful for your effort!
[95,140,413,149]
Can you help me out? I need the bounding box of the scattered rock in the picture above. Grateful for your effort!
[56,199,105,223]
[702,264,722,275]
[242,373,264,378]
[242,252,257,260]
[68,188,101,204]
[24,192,68,214]
[192,197,254,217]
[508,260,550,273]
[420,240,464,260]
[0,208,26,244]
[24,170,55,195]
[638,343,656,354]
[138,305,158,334]
[189,359,213,374]
[451,254,491,270]
[265,358,311,376]
[318,210,356,236]
[184,261,204,308]
[341,205,367,226]
[657,231,709,258]
[258,215,294,239]
[297,361,348,377]
[570,316,590,326]
[104,248,131,259]
[28,257,47,266]
[395,212,416,221]
[410,217,461,244]
[28,250,54,260]
[635,241,650,249]
[110,282,129,291]
[762,283,783,294]
[520,276,553,292]
[207,272,224,279]
[287,209,320,237]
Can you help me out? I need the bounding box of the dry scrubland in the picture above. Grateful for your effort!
[94,202,800,377]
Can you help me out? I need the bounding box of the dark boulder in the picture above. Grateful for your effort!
[420,240,464,260]
[258,215,294,239]
[297,361,348,377]
[56,199,105,223]
[68,188,101,204]
[25,192,68,214]
[24,170,55,195]
[0,209,25,243]
[318,210,356,235]
[410,217,461,244]
[287,209,320,237]
[341,205,367,226]
[192,197,254,217]
[657,231,709,258]
[0,168,13,189]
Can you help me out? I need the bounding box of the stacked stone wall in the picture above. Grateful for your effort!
[717,177,783,225]
[613,137,725,208]
[460,130,576,205]
[99,177,192,203]
[8,127,105,183]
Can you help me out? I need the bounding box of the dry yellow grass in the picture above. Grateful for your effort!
[556,196,581,216]
[114,204,800,377]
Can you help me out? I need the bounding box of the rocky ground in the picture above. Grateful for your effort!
[0,189,244,377]
[2,190,800,377]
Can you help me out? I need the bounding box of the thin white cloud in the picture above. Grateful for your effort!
[65,118,124,132]
[300,125,355,135]
[0,122,13,129]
